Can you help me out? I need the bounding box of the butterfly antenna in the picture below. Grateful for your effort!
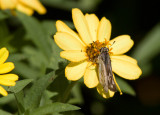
[109,41,115,48]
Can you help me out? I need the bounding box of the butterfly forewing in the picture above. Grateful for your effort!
[98,57,108,92]
[98,47,117,93]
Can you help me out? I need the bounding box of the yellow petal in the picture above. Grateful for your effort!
[16,3,34,16]
[111,55,137,65]
[60,51,88,62]
[0,74,18,81]
[54,32,85,51]
[0,78,16,86]
[19,0,46,14]
[65,61,89,81]
[72,8,92,45]
[110,35,134,55]
[56,20,85,46]
[113,73,122,95]
[0,86,8,96]
[85,14,99,41]
[97,84,115,98]
[112,57,142,80]
[84,63,99,88]
[0,0,17,9]
[0,47,9,64]
[97,17,111,42]
[0,62,15,74]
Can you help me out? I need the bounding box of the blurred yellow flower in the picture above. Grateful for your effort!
[0,47,18,96]
[54,8,142,98]
[0,0,46,16]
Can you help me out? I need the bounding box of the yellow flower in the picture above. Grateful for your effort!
[0,0,46,16]
[54,8,142,98]
[0,47,18,96]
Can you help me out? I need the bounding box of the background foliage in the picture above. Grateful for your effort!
[0,0,160,114]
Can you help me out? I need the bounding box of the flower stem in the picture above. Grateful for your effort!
[61,81,77,103]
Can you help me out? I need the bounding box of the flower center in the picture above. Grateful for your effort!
[86,40,111,63]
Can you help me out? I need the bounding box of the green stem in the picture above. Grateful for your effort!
[61,81,77,103]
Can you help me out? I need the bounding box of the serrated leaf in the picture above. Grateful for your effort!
[24,71,56,110]
[7,79,33,93]
[30,102,80,115]
[115,77,136,96]
[0,110,12,115]
[17,11,52,60]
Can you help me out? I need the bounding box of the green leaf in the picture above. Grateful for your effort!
[14,62,40,79]
[0,94,14,105]
[41,20,65,70]
[39,90,58,106]
[0,20,17,51]
[0,34,16,52]
[22,46,48,69]
[41,0,101,11]
[16,11,52,60]
[48,66,69,101]
[4,80,33,114]
[41,20,56,37]
[0,11,9,20]
[14,91,25,114]
[8,27,26,52]
[24,71,56,110]
[46,90,58,99]
[0,110,12,115]
[132,23,160,66]
[68,83,83,104]
[30,102,80,115]
[116,77,136,96]
[8,53,27,62]
[0,20,9,38]
[7,79,33,93]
